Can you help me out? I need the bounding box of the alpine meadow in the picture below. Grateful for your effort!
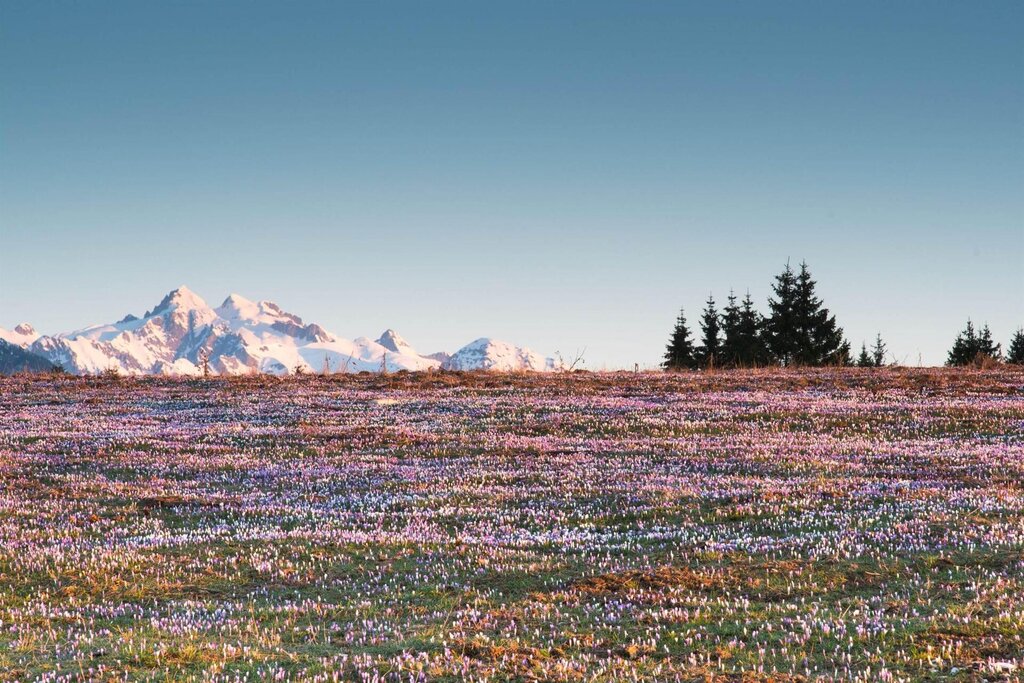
[1,2,1022,682]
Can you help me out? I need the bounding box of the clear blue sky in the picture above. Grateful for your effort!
[2,1,1021,367]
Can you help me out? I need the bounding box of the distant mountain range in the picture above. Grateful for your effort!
[0,286,560,376]
[0,338,58,375]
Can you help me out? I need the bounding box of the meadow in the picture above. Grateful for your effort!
[0,369,1022,682]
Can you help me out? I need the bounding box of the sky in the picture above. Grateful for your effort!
[1,1,1021,368]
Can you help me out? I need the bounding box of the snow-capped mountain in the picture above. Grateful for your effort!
[376,329,417,356]
[25,286,440,376]
[443,338,560,372]
[37,286,222,375]
[10,287,559,376]
[0,323,40,348]
[0,339,55,375]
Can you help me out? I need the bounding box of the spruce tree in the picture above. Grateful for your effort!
[794,262,850,365]
[947,320,978,366]
[871,333,887,367]
[719,291,742,368]
[977,324,1001,360]
[836,339,853,366]
[1007,328,1024,365]
[696,294,721,368]
[856,343,873,367]
[766,261,849,366]
[739,292,770,367]
[764,262,798,365]
[663,308,696,370]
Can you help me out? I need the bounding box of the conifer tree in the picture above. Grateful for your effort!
[977,324,1001,360]
[766,261,850,366]
[857,343,873,367]
[696,294,721,368]
[871,333,887,367]
[764,262,798,365]
[739,292,770,367]
[948,320,1002,366]
[794,262,850,365]
[947,320,978,366]
[719,291,742,368]
[663,308,696,370]
[1007,328,1024,365]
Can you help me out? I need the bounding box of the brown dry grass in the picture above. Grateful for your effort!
[4,365,1023,393]
[568,566,732,595]
[549,558,892,607]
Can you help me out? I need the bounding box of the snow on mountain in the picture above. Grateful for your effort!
[25,287,447,376]
[0,323,40,348]
[31,334,146,376]
[215,293,330,341]
[14,287,560,376]
[0,339,55,375]
[32,286,218,375]
[442,338,561,372]
[376,329,417,356]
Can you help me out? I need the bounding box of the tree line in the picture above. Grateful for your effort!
[664,261,1023,370]
[947,321,1024,366]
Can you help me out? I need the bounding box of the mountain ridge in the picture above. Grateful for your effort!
[2,287,561,376]
[0,339,57,375]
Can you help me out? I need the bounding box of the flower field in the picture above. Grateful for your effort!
[0,369,1022,682]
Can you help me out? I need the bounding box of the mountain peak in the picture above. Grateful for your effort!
[21,286,554,375]
[376,329,415,354]
[0,323,41,348]
[215,293,304,327]
[218,293,258,319]
[150,285,210,316]
[443,337,560,372]
[222,293,254,307]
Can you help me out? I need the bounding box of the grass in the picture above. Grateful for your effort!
[0,368,1022,681]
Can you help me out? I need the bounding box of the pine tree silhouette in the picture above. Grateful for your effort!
[793,262,850,365]
[871,333,887,367]
[766,261,849,366]
[719,291,742,368]
[663,308,696,370]
[1007,328,1024,365]
[947,320,978,366]
[948,320,1002,366]
[696,294,721,368]
[857,343,873,367]
[765,262,798,365]
[977,324,1001,360]
[739,292,769,367]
